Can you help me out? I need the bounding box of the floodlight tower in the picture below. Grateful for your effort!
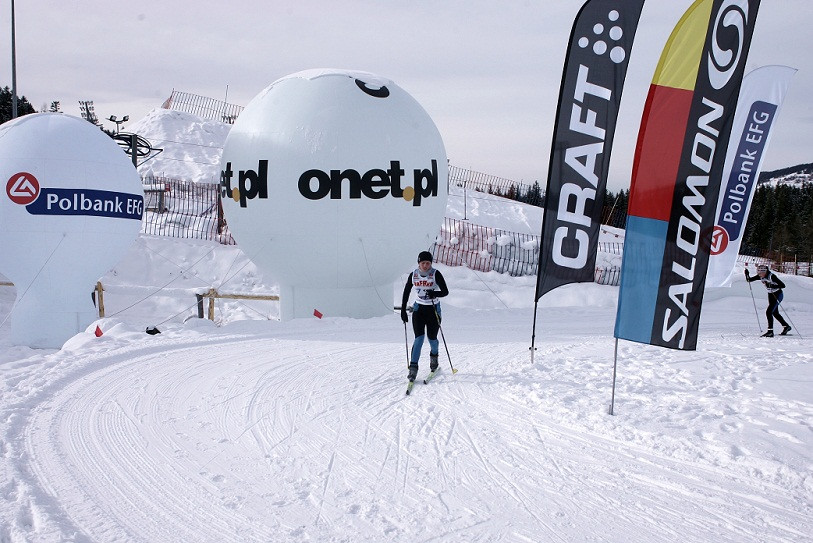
[108,114,129,134]
[11,0,18,118]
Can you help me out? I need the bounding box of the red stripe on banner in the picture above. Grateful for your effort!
[627,84,695,221]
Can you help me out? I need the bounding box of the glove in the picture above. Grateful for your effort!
[744,269,750,279]
[400,308,408,323]
[426,290,438,299]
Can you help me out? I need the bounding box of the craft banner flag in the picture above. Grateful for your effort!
[614,0,761,350]
[707,65,796,287]
[535,0,645,300]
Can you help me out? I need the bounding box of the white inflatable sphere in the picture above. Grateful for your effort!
[221,69,448,319]
[0,113,144,347]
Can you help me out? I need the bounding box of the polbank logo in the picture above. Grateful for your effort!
[221,159,440,208]
[6,172,40,205]
[710,225,729,255]
[5,172,144,220]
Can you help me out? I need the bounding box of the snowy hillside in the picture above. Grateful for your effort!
[128,108,231,184]
[1,110,811,542]
[759,163,813,189]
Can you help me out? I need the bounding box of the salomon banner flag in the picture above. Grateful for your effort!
[707,65,796,287]
[534,0,645,300]
[614,0,761,350]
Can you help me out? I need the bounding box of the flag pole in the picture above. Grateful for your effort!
[530,0,644,364]
[608,338,619,415]
[529,299,540,364]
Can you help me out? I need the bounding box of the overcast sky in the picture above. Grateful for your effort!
[2,0,810,192]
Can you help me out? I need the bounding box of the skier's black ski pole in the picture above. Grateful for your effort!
[431,299,457,375]
[777,301,803,338]
[403,319,411,369]
[745,268,763,333]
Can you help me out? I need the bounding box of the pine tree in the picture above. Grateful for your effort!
[742,181,813,262]
[0,86,36,123]
[526,181,542,207]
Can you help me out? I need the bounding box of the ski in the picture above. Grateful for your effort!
[407,368,440,393]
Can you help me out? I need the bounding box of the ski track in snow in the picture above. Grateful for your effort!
[4,324,811,543]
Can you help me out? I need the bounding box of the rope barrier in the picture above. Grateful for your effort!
[0,234,66,329]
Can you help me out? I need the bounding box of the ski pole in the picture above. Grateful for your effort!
[403,320,410,369]
[777,301,803,338]
[746,272,763,333]
[431,299,458,374]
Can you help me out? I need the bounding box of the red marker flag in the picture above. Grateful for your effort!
[313,309,323,319]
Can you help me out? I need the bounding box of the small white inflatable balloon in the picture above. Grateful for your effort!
[0,113,144,348]
[221,69,448,319]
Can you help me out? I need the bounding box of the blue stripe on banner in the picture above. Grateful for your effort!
[614,215,668,344]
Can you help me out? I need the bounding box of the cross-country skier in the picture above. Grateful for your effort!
[401,251,449,383]
[745,264,791,337]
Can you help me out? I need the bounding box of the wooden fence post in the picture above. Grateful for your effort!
[207,288,217,321]
[95,281,105,318]
[193,289,280,322]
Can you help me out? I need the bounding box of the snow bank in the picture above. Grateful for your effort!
[128,108,231,183]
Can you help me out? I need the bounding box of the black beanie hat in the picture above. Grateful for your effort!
[418,251,433,263]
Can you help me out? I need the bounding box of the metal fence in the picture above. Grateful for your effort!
[430,217,626,281]
[448,165,540,204]
[161,90,245,124]
[597,241,624,255]
[431,217,541,277]
[594,267,622,286]
[138,175,807,284]
[141,176,235,245]
[737,254,812,277]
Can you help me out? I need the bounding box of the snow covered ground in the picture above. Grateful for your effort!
[2,188,811,542]
[1,111,810,541]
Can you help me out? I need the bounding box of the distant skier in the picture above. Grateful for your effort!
[745,264,791,337]
[401,251,449,382]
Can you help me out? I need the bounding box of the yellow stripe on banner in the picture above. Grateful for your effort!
[652,0,714,91]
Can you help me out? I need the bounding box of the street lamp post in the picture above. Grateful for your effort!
[108,114,128,134]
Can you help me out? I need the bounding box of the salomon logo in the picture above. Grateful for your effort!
[708,0,748,90]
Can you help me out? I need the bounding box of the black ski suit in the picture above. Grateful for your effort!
[401,267,449,371]
[746,268,788,331]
